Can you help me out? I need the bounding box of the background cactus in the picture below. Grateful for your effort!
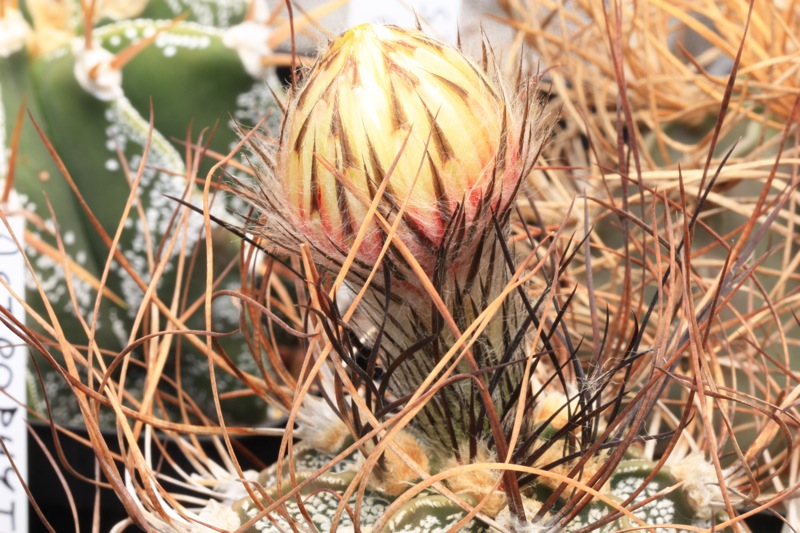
[3,2,798,532]
[0,0,335,425]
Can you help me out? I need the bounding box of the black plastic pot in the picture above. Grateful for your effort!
[28,422,283,533]
[740,508,787,532]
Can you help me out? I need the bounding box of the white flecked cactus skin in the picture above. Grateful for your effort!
[0,0,283,425]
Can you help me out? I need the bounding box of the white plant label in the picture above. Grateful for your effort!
[0,202,27,533]
[347,0,463,45]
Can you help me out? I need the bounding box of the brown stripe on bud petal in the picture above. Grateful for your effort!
[314,46,343,79]
[386,57,419,89]
[293,111,313,153]
[480,166,497,214]
[331,97,359,169]
[414,34,446,53]
[464,225,487,288]
[390,38,417,54]
[335,177,354,235]
[366,135,397,200]
[344,55,361,86]
[447,202,468,251]
[466,59,501,101]
[295,69,335,119]
[309,136,321,216]
[458,197,480,249]
[428,152,446,202]
[495,108,509,174]
[388,80,408,131]
[401,212,439,253]
[363,158,379,200]
[427,152,453,226]
[428,71,471,105]
[292,84,314,118]
[421,100,455,161]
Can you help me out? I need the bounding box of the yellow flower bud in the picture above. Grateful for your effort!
[270,23,529,274]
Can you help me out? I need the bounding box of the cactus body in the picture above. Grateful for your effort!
[200,439,721,532]
[0,4,282,424]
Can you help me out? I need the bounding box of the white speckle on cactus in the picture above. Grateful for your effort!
[109,308,129,345]
[577,504,632,532]
[105,158,120,171]
[18,194,32,214]
[72,40,123,101]
[63,231,75,246]
[27,250,96,324]
[162,0,249,28]
[211,282,244,324]
[30,254,66,304]
[155,32,212,53]
[42,370,79,421]
[233,81,281,128]
[98,96,207,322]
[0,8,31,57]
[385,493,485,532]
[223,21,272,79]
[108,35,122,47]
[229,80,282,185]
[242,490,388,532]
[263,442,359,481]
[611,475,677,531]
[96,20,226,55]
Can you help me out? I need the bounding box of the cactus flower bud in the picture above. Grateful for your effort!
[256,23,535,275]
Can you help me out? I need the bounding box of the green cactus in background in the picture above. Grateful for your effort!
[0,0,347,425]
